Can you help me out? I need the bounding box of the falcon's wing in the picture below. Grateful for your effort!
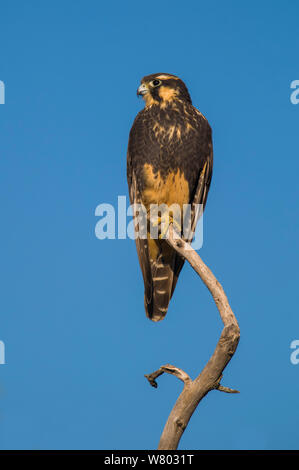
[127,165,153,309]
[185,148,213,243]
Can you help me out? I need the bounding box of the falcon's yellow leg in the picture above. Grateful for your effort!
[151,212,182,239]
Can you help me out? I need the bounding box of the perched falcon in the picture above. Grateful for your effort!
[127,73,213,321]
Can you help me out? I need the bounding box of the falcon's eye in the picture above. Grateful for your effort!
[150,79,162,87]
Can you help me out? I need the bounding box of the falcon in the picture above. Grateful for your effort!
[127,73,213,321]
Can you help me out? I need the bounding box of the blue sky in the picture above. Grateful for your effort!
[0,0,299,450]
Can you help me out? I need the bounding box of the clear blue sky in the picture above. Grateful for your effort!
[0,0,299,450]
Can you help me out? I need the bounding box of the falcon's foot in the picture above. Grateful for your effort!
[151,212,182,240]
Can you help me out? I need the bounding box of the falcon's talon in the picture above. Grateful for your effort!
[151,215,162,228]
[159,216,181,240]
[150,213,181,240]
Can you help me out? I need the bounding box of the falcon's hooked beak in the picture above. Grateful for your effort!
[137,83,148,97]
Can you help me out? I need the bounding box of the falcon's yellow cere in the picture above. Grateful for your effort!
[127,73,213,321]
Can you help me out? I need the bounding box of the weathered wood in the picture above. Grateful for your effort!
[145,224,240,450]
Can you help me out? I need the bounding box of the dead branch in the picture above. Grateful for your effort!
[145,224,240,450]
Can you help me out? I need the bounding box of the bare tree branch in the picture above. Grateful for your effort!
[145,364,192,388]
[145,224,240,450]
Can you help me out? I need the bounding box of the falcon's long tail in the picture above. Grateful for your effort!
[145,261,173,322]
[144,243,184,322]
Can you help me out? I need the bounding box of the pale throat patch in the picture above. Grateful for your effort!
[144,93,159,107]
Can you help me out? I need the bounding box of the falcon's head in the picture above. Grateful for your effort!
[137,73,192,107]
